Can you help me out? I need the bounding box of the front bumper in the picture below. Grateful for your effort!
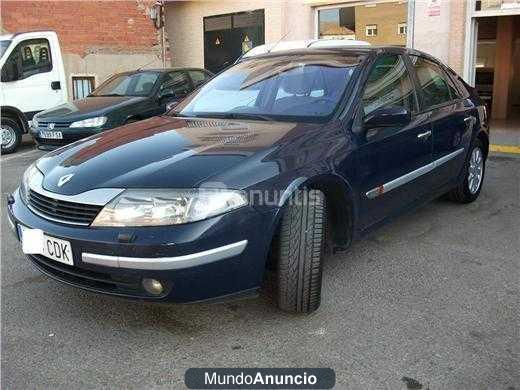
[29,126,105,149]
[7,189,278,303]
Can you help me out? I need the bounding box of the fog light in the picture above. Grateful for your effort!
[142,278,164,295]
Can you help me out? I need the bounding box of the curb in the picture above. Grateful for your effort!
[489,144,520,154]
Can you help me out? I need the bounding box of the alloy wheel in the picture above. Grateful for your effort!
[468,146,484,194]
[1,125,16,149]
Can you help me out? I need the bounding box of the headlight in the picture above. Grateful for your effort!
[91,189,248,227]
[69,116,107,128]
[20,163,43,202]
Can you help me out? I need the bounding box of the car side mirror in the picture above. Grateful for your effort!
[158,88,175,101]
[363,106,411,129]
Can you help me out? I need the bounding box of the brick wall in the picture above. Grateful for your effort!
[0,0,160,57]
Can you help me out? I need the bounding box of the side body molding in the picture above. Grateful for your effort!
[366,148,465,199]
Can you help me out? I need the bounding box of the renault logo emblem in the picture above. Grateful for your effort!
[48,123,55,130]
[57,173,74,187]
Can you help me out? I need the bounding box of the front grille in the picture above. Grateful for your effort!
[37,120,72,128]
[28,189,102,225]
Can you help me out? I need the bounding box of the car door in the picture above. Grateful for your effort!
[1,38,63,115]
[408,55,475,189]
[355,53,433,230]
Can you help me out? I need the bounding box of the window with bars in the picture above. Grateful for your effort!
[72,76,95,100]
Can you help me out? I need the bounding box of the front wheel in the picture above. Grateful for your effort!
[448,139,486,203]
[274,189,326,314]
[1,118,22,154]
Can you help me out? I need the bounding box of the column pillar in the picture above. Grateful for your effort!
[492,16,514,119]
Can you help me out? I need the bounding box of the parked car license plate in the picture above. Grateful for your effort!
[40,130,63,139]
[19,225,73,265]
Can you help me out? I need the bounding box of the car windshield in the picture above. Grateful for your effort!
[90,72,160,97]
[174,53,364,123]
[0,40,11,59]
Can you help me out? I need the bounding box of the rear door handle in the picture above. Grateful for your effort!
[417,130,432,140]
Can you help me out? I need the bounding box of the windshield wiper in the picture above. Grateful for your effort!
[90,93,125,97]
[168,112,193,118]
[210,113,274,122]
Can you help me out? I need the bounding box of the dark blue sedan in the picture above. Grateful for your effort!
[7,45,489,313]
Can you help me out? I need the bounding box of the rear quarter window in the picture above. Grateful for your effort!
[446,70,471,99]
[409,55,452,109]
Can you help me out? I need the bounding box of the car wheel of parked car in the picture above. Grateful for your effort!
[275,189,326,314]
[449,139,486,203]
[1,118,22,154]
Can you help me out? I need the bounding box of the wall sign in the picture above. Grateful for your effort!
[427,0,441,16]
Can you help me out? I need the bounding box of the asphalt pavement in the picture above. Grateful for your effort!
[1,141,519,389]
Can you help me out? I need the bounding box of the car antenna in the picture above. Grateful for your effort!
[137,58,159,71]
[267,30,291,54]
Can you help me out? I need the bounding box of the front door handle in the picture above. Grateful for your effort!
[417,130,432,140]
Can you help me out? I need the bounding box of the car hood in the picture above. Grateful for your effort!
[36,115,307,195]
[35,96,148,121]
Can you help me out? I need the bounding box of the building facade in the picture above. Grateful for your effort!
[164,0,519,120]
[1,0,517,119]
[0,0,164,100]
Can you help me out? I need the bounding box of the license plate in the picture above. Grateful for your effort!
[19,226,73,266]
[39,130,63,139]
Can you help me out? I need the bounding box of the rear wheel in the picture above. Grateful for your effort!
[1,118,22,154]
[274,189,326,314]
[448,139,485,203]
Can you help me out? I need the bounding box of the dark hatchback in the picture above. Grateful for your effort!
[30,68,212,150]
[8,46,489,313]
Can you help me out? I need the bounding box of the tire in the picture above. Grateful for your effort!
[1,117,22,154]
[448,139,486,203]
[275,189,326,313]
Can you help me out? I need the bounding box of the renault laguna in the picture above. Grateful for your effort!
[7,42,489,313]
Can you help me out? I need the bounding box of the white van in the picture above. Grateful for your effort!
[0,31,67,154]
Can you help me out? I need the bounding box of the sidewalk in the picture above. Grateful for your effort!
[490,117,520,156]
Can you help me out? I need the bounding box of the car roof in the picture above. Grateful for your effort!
[243,39,371,58]
[116,67,211,75]
[241,44,444,67]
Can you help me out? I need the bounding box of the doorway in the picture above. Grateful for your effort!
[474,15,520,121]
[203,9,265,74]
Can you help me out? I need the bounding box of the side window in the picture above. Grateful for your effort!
[134,72,158,95]
[446,70,469,99]
[5,38,52,80]
[445,74,461,100]
[409,56,452,108]
[362,54,417,116]
[161,71,192,97]
[188,70,211,88]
